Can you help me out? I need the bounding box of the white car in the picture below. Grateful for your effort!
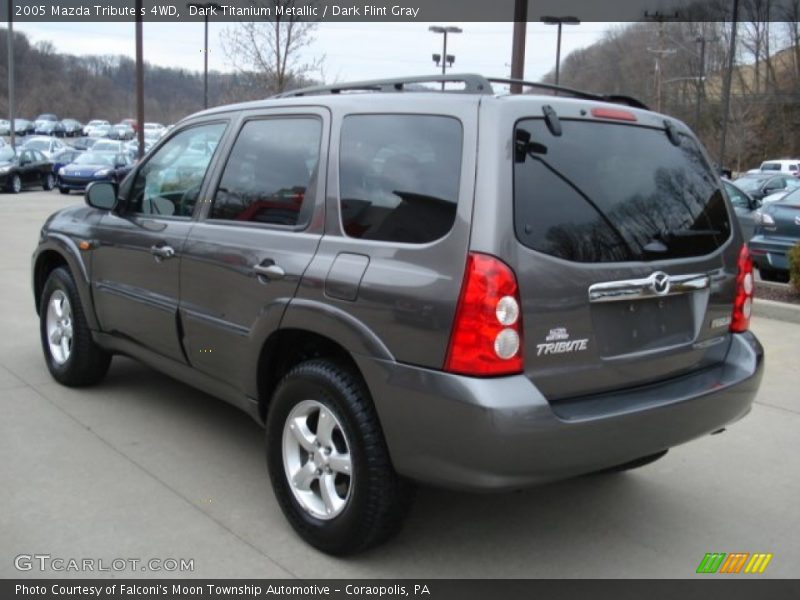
[91,139,127,154]
[83,120,111,137]
[143,122,166,138]
[21,136,67,159]
[759,159,800,176]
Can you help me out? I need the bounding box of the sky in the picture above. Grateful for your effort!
[13,21,612,84]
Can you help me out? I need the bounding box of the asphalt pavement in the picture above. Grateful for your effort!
[1,190,799,578]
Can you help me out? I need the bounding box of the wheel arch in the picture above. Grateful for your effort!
[32,237,99,330]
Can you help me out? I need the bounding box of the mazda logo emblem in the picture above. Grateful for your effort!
[651,272,671,296]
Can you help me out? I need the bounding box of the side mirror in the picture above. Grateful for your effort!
[85,181,117,211]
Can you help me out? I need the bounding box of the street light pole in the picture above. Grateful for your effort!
[510,0,528,94]
[718,0,740,170]
[135,0,145,160]
[541,16,580,87]
[188,2,220,109]
[429,25,462,90]
[7,0,16,150]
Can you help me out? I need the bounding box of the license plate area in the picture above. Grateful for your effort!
[591,294,695,357]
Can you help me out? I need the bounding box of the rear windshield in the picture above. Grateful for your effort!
[760,163,781,171]
[514,119,730,263]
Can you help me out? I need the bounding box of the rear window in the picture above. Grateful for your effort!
[513,119,730,263]
[339,114,462,244]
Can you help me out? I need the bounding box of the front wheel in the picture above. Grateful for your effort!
[42,173,55,191]
[9,174,21,193]
[39,267,111,386]
[266,360,413,555]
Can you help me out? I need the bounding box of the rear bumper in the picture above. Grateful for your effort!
[357,332,763,491]
[749,235,794,272]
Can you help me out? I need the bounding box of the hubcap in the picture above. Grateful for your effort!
[45,290,73,365]
[282,400,352,520]
[12,176,21,192]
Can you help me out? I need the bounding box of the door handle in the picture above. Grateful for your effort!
[150,244,176,261]
[253,263,285,281]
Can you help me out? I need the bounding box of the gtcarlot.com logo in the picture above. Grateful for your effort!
[696,552,773,574]
[14,554,194,573]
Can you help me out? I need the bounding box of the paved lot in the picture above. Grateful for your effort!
[1,190,799,579]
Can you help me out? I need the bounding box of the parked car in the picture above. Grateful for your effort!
[22,136,67,159]
[124,138,153,158]
[120,117,138,132]
[749,187,800,282]
[760,178,800,205]
[83,120,110,137]
[13,119,35,136]
[70,136,99,151]
[56,151,134,194]
[31,74,763,555]
[50,149,84,175]
[34,120,66,137]
[108,124,135,141]
[734,172,798,201]
[759,159,800,176]
[60,119,83,137]
[723,180,760,242]
[0,145,55,192]
[143,122,166,138]
[91,139,126,154]
[35,113,59,124]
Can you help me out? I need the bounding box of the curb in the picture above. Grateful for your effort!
[753,298,800,325]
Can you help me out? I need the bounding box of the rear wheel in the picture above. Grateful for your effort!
[39,267,111,386]
[9,174,21,193]
[42,173,55,191]
[267,359,413,555]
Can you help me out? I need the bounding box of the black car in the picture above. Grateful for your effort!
[734,172,798,201]
[60,119,83,137]
[723,180,761,241]
[0,146,55,193]
[749,187,800,282]
[70,137,99,151]
[57,151,134,194]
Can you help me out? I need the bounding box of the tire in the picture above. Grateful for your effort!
[595,449,668,474]
[266,359,413,555]
[9,174,21,193]
[759,268,790,284]
[42,173,55,191]
[39,267,111,387]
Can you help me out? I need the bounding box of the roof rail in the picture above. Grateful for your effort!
[273,74,494,98]
[273,73,649,110]
[486,77,649,110]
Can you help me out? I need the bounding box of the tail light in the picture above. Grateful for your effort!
[730,245,754,333]
[444,253,523,376]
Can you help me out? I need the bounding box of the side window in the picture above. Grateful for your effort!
[338,114,462,244]
[210,118,321,226]
[725,184,749,209]
[126,122,226,217]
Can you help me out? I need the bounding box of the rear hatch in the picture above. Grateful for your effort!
[510,108,738,401]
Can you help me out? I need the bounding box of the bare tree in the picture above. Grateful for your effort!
[221,0,323,95]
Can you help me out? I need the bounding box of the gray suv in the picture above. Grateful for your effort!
[32,75,764,555]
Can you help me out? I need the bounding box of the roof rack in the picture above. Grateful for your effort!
[273,74,493,98]
[273,73,649,110]
[486,77,649,110]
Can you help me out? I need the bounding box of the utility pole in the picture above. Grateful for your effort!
[510,0,528,94]
[694,34,718,131]
[719,0,740,170]
[135,0,145,160]
[7,0,15,150]
[645,11,678,113]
